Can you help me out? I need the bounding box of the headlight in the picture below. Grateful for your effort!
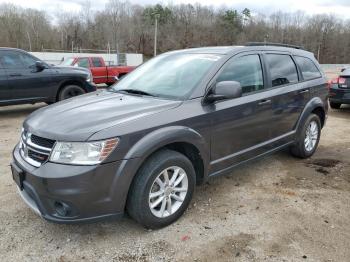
[50,138,119,165]
[86,71,93,82]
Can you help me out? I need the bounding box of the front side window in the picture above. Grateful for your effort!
[20,53,37,68]
[266,54,298,87]
[76,58,89,68]
[112,53,222,100]
[294,56,321,80]
[0,51,40,69]
[216,54,264,94]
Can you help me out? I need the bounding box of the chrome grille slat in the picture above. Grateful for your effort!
[19,130,56,167]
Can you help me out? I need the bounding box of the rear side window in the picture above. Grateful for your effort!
[92,58,103,67]
[265,54,298,87]
[294,56,321,80]
[76,58,89,68]
[217,54,264,94]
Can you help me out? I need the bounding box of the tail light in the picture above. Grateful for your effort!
[330,77,347,88]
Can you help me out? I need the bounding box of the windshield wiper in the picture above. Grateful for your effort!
[117,89,156,97]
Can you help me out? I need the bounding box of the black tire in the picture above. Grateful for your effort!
[290,114,321,159]
[330,102,341,109]
[126,149,196,229]
[58,85,86,101]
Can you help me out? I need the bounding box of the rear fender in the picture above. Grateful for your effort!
[295,97,326,135]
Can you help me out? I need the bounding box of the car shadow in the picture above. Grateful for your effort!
[0,104,46,119]
[329,104,350,120]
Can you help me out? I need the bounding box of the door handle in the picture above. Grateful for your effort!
[258,99,271,105]
[9,73,22,77]
[299,89,309,94]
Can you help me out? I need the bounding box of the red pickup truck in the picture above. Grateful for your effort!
[61,57,135,85]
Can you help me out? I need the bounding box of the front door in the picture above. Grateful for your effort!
[207,53,277,175]
[0,67,10,103]
[0,50,54,103]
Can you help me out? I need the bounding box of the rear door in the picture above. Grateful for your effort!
[262,53,310,139]
[0,50,54,102]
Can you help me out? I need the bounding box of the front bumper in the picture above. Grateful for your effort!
[11,144,131,223]
[329,86,350,104]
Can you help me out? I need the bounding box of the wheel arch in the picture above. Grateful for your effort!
[110,126,210,212]
[55,80,86,101]
[295,97,327,133]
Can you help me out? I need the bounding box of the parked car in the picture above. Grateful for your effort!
[0,48,96,106]
[60,56,135,85]
[11,44,328,229]
[328,67,350,109]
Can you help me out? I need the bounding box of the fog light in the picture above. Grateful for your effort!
[54,201,71,217]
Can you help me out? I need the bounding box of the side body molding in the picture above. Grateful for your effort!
[109,126,210,212]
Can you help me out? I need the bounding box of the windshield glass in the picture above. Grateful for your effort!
[60,58,75,66]
[112,53,222,99]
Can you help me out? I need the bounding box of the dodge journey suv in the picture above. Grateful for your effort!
[11,43,328,228]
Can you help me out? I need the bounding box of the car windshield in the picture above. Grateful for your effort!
[60,58,75,66]
[112,53,222,100]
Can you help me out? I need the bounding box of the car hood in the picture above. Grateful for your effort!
[52,65,90,75]
[24,90,182,141]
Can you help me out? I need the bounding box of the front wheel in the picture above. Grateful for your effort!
[290,114,321,158]
[127,149,196,229]
[58,85,86,101]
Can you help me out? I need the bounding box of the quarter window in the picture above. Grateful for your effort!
[295,56,321,80]
[265,54,298,87]
[216,54,264,94]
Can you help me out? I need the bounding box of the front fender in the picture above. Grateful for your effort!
[109,126,209,213]
[295,97,326,133]
[125,126,209,161]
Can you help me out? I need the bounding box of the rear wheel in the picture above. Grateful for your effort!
[127,149,195,229]
[58,85,85,101]
[330,101,341,109]
[290,114,321,158]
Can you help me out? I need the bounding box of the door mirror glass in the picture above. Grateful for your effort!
[206,81,242,103]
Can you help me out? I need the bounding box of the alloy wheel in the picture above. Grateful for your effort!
[304,120,319,152]
[148,166,188,218]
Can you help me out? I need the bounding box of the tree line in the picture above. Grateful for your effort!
[0,1,349,64]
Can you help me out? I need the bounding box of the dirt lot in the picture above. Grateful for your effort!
[1,100,350,261]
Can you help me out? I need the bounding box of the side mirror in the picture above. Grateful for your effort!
[35,61,46,72]
[205,81,242,103]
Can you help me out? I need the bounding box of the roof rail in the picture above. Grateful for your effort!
[246,42,303,50]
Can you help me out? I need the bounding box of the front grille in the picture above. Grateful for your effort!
[20,130,56,167]
[28,150,49,163]
[30,134,55,148]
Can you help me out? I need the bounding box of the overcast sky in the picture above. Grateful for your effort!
[1,0,350,18]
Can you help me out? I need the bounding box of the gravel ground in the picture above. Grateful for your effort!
[1,92,350,261]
